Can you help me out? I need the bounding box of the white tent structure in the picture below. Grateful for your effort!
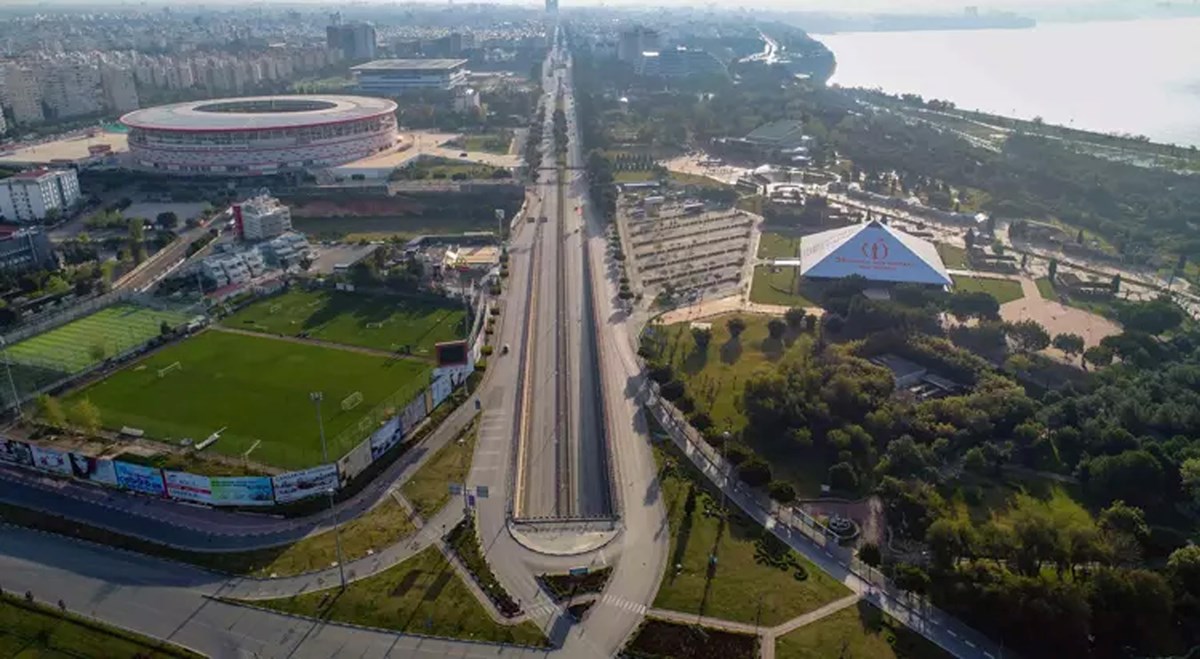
[798,220,952,286]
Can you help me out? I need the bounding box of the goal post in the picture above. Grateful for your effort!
[157,361,182,378]
[341,391,363,411]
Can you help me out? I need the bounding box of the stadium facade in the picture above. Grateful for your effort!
[120,95,399,176]
[798,220,952,286]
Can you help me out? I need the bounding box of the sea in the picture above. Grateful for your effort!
[816,17,1200,147]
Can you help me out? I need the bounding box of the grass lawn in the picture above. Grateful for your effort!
[462,133,512,155]
[950,275,1023,304]
[669,171,733,190]
[652,443,851,625]
[69,331,430,470]
[757,232,801,260]
[224,289,466,358]
[614,169,661,183]
[7,303,192,374]
[750,266,817,307]
[1035,277,1060,302]
[251,546,548,647]
[402,416,478,519]
[291,216,494,242]
[775,601,952,659]
[935,243,968,270]
[0,593,202,658]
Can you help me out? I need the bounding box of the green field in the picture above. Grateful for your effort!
[757,232,801,260]
[1,593,201,658]
[614,169,661,183]
[750,266,817,307]
[69,331,430,469]
[653,444,850,625]
[224,289,465,358]
[775,601,952,659]
[462,133,513,155]
[950,275,1023,304]
[935,243,969,269]
[7,304,192,374]
[252,546,547,646]
[403,416,478,519]
[1035,277,1060,301]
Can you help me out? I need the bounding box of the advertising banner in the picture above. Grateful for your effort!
[114,461,166,497]
[69,453,119,487]
[30,445,72,476]
[368,415,402,460]
[210,476,275,507]
[271,464,338,504]
[0,438,33,467]
[398,394,428,438]
[431,371,454,408]
[337,438,373,485]
[164,470,213,505]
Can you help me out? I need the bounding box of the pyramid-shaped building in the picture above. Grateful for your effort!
[799,220,952,286]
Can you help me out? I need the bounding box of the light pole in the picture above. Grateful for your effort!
[310,391,346,590]
[0,336,21,420]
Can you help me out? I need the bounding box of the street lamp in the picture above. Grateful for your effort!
[310,391,346,590]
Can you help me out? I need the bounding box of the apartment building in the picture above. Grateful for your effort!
[0,169,81,223]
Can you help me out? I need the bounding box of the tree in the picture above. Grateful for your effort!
[726,316,747,339]
[1048,258,1059,282]
[1052,333,1085,361]
[964,228,976,251]
[155,211,178,229]
[1084,450,1165,508]
[160,320,172,336]
[1110,273,1121,294]
[1180,457,1200,508]
[947,290,999,321]
[1082,345,1113,369]
[767,318,787,340]
[1007,319,1050,352]
[858,542,882,567]
[784,307,807,330]
[68,399,102,434]
[1118,297,1183,335]
[738,457,772,487]
[926,518,976,570]
[828,462,858,491]
[691,326,712,351]
[767,480,796,503]
[1075,228,1085,244]
[35,394,66,428]
[1167,545,1200,602]
[964,446,987,473]
[892,563,930,598]
[1089,568,1175,655]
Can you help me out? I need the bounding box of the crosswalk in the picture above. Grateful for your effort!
[599,593,648,616]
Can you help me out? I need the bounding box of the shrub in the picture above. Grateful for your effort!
[659,380,685,401]
[481,345,494,356]
[768,480,796,503]
[738,457,772,487]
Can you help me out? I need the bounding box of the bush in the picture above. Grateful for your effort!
[738,457,772,487]
[725,443,751,466]
[768,480,796,503]
[481,345,494,356]
[659,379,685,401]
[475,358,488,371]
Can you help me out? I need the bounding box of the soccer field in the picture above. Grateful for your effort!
[224,289,466,358]
[69,331,431,469]
[7,304,194,374]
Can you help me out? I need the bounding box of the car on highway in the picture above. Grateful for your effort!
[502,344,510,355]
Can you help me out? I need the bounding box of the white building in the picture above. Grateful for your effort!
[351,59,468,93]
[101,66,139,113]
[454,88,481,114]
[0,64,45,125]
[235,193,292,241]
[0,169,82,223]
[260,232,311,268]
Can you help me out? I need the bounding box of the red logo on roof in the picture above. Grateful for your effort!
[861,239,889,261]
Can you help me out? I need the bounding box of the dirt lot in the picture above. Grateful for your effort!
[1002,278,1121,350]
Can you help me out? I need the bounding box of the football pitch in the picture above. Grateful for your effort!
[68,331,431,470]
[223,289,466,358]
[7,304,193,374]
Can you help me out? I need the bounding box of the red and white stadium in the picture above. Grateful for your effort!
[120,95,400,175]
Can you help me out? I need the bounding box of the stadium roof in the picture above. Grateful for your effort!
[120,95,396,132]
[800,220,952,286]
[351,59,469,72]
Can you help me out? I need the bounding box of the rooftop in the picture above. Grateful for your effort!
[351,59,469,72]
[120,95,397,132]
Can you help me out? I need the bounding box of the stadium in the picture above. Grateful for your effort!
[120,95,401,176]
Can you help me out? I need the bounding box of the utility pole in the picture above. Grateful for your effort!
[311,391,346,590]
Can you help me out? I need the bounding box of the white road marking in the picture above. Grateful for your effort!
[947,630,957,638]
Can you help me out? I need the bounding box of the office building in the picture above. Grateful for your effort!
[351,59,469,93]
[326,22,377,61]
[234,193,292,241]
[0,64,45,125]
[0,169,81,223]
[0,228,57,272]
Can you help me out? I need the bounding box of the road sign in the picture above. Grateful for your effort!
[569,567,589,577]
[449,483,463,495]
[475,485,489,499]
[467,494,476,508]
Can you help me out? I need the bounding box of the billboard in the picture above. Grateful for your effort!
[164,471,213,505]
[210,476,275,507]
[398,394,428,438]
[436,340,469,367]
[31,445,72,476]
[272,464,338,504]
[368,415,402,460]
[114,461,166,497]
[0,439,33,467]
[337,438,373,485]
[69,453,119,487]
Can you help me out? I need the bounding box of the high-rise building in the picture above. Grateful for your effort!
[42,64,103,119]
[0,169,81,224]
[618,27,661,63]
[234,193,292,241]
[0,64,45,125]
[326,22,377,61]
[101,66,139,113]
